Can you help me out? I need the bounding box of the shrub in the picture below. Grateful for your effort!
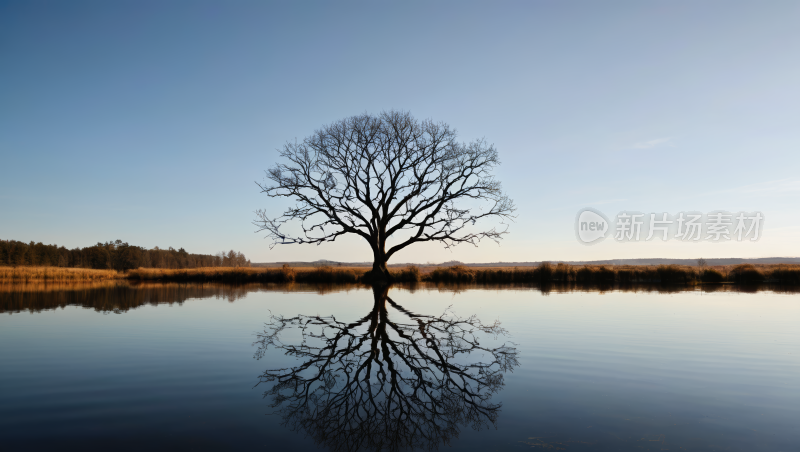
[657,265,697,284]
[537,262,554,282]
[700,268,725,283]
[393,266,421,283]
[769,265,800,284]
[279,264,296,283]
[427,266,475,283]
[729,264,764,284]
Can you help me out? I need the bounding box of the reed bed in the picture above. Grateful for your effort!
[0,266,120,282]
[727,263,800,284]
[134,262,793,285]
[127,265,368,284]
[423,263,800,285]
[425,263,699,284]
[5,263,799,286]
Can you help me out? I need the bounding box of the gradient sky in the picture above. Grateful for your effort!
[2,1,799,263]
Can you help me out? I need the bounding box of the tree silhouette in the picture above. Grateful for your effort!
[254,111,515,281]
[253,286,519,452]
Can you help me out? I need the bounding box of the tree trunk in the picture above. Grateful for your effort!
[366,245,391,284]
[369,256,391,280]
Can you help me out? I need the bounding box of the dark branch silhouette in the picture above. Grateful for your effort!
[253,286,519,452]
[254,110,516,281]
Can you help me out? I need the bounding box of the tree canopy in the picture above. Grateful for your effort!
[255,111,515,280]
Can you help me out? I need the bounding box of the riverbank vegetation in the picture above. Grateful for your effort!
[122,262,800,285]
[421,263,800,285]
[127,265,365,283]
[0,266,120,282]
[2,263,798,285]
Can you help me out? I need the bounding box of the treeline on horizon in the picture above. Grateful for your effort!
[0,239,250,271]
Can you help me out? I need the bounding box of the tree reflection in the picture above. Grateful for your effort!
[253,285,519,452]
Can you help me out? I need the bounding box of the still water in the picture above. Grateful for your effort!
[1,282,798,451]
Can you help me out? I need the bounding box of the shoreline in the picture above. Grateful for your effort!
[3,263,799,285]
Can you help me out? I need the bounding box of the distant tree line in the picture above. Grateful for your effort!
[0,239,250,271]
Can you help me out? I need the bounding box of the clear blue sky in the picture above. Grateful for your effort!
[2,1,799,263]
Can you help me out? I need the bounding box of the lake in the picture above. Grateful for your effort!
[1,282,798,451]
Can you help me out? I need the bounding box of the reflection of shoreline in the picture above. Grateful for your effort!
[2,281,798,315]
[0,281,368,314]
[0,281,243,314]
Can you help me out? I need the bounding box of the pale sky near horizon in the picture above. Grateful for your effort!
[2,1,799,263]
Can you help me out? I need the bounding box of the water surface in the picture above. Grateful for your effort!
[1,282,798,451]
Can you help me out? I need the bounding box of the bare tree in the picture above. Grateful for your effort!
[254,111,515,281]
[253,286,518,452]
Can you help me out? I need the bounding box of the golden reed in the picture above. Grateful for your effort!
[126,265,367,284]
[0,266,119,282]
[3,263,798,285]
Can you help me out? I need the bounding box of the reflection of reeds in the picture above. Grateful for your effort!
[0,266,119,282]
[0,280,367,314]
[2,279,799,315]
[0,280,121,294]
[0,281,251,314]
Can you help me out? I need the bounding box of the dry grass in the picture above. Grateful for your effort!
[0,266,120,282]
[422,263,800,285]
[424,263,697,284]
[5,263,799,286]
[727,263,800,284]
[126,265,368,284]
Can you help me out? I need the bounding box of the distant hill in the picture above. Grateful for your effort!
[252,260,372,268]
[253,257,800,267]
